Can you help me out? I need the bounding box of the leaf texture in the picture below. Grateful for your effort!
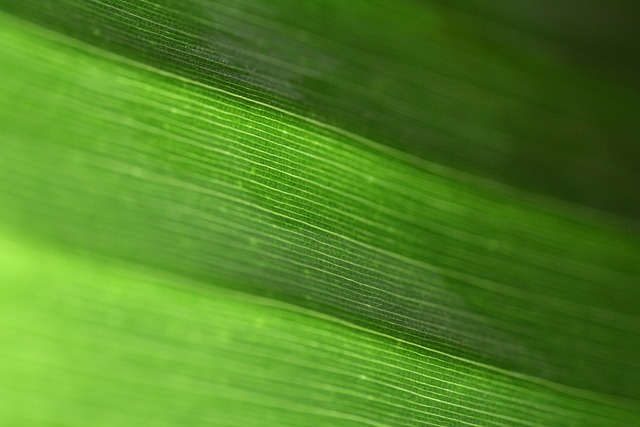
[0,1,639,426]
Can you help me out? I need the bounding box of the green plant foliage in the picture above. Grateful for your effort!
[0,1,639,425]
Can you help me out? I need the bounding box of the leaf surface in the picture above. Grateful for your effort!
[0,1,639,425]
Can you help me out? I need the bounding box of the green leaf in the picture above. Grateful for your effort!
[1,1,639,425]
